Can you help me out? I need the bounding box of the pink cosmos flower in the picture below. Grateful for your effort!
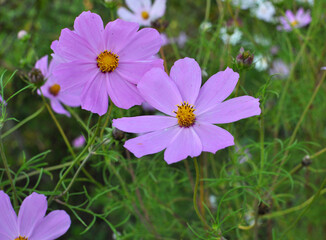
[118,0,166,26]
[52,11,163,116]
[113,58,261,164]
[0,191,70,240]
[36,55,80,117]
[72,135,86,148]
[278,8,311,31]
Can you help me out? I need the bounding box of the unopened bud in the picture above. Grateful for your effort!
[302,155,312,167]
[151,19,169,33]
[236,47,254,68]
[112,127,125,141]
[258,202,270,215]
[28,68,44,88]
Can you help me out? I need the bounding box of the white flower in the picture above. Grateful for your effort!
[220,27,242,45]
[17,30,27,39]
[253,1,276,22]
[118,0,166,26]
[255,54,269,71]
[232,0,256,9]
[296,0,314,5]
[199,21,212,32]
[254,35,271,46]
[176,32,188,48]
[269,60,290,79]
[209,195,217,208]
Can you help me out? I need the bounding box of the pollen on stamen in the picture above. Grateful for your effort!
[96,50,119,73]
[141,11,150,20]
[173,101,196,128]
[291,20,298,27]
[48,84,61,96]
[15,236,28,240]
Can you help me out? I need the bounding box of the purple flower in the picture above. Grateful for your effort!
[0,94,6,106]
[72,135,86,148]
[118,0,166,26]
[269,60,290,79]
[53,11,163,116]
[0,191,70,240]
[36,55,81,117]
[278,8,311,31]
[113,58,261,164]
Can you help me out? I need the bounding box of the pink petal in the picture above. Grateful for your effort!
[117,58,163,84]
[56,29,97,62]
[164,127,202,164]
[73,11,104,52]
[195,67,239,115]
[29,210,71,240]
[107,72,144,109]
[53,61,97,92]
[117,28,162,61]
[137,68,182,116]
[170,58,201,104]
[150,0,166,19]
[81,72,108,116]
[193,122,234,153]
[0,191,18,239]
[124,126,181,158]
[35,55,48,77]
[59,90,81,107]
[113,115,177,133]
[50,99,71,117]
[18,193,47,237]
[104,19,139,54]
[197,96,261,124]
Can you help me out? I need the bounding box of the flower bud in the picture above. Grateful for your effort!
[28,68,44,88]
[112,127,125,141]
[236,47,254,68]
[302,155,312,167]
[151,19,169,33]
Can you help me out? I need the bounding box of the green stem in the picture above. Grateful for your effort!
[48,115,103,205]
[258,103,265,186]
[99,101,113,141]
[311,147,326,159]
[39,90,76,158]
[1,105,45,139]
[0,133,18,208]
[193,157,208,227]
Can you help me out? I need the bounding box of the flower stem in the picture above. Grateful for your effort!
[193,157,208,227]
[0,133,18,208]
[99,100,113,141]
[48,115,103,205]
[39,90,76,158]
[160,47,168,74]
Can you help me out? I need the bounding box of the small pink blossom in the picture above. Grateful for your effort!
[113,58,261,164]
[52,11,163,116]
[278,8,311,31]
[73,135,86,148]
[36,55,81,117]
[0,191,70,240]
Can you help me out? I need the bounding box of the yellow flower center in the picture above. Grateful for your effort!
[49,84,61,96]
[97,50,119,73]
[291,20,298,27]
[141,11,150,20]
[14,236,28,240]
[174,101,196,128]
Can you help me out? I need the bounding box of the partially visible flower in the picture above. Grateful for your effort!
[296,0,313,5]
[254,54,269,71]
[36,55,81,117]
[73,135,86,148]
[0,94,6,106]
[269,60,290,79]
[175,32,188,48]
[17,30,28,40]
[235,145,252,164]
[252,1,276,22]
[113,58,261,164]
[113,127,125,141]
[220,27,242,45]
[278,8,311,31]
[270,46,279,55]
[118,0,166,26]
[253,35,271,47]
[321,67,326,70]
[199,21,212,32]
[142,102,156,112]
[0,191,70,240]
[209,195,217,208]
[28,68,44,88]
[232,0,256,9]
[53,11,163,116]
[160,33,170,46]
